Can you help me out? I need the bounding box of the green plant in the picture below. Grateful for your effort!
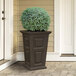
[21,7,51,31]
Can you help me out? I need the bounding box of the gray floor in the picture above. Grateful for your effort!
[0,62,76,76]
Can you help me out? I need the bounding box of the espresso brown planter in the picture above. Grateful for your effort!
[20,31,51,70]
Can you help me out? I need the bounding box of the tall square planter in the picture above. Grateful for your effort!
[20,31,51,70]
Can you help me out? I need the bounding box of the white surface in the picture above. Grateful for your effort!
[74,0,76,55]
[60,0,74,54]
[54,0,60,54]
[16,52,76,61]
[0,0,4,60]
[46,52,76,61]
[5,0,13,59]
[0,0,13,60]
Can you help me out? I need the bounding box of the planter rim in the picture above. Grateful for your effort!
[20,30,51,34]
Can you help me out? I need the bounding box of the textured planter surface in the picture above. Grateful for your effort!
[21,31,51,70]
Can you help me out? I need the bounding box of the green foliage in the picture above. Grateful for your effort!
[21,7,51,31]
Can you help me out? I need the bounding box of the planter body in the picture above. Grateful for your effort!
[21,31,51,70]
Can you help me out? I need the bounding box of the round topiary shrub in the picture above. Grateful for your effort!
[21,7,51,31]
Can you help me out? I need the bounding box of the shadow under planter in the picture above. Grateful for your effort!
[20,31,51,70]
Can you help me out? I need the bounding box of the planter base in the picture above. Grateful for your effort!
[25,63,46,70]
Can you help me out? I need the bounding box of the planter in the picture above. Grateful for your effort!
[20,31,51,70]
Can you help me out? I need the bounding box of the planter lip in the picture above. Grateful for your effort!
[20,30,52,34]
